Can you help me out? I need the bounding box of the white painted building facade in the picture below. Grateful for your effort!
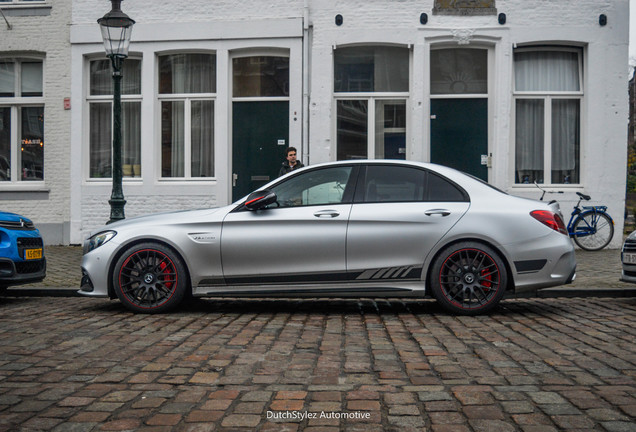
[0,0,71,243]
[62,0,633,246]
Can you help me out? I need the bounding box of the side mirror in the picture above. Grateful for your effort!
[244,189,277,211]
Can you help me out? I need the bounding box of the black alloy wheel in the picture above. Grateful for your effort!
[430,242,507,315]
[113,242,188,313]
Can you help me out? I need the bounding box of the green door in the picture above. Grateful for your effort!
[430,98,488,181]
[232,101,289,201]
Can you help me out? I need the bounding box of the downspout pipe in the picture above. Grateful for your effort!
[302,0,310,165]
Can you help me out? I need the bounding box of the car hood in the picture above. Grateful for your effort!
[88,207,228,236]
[0,211,32,224]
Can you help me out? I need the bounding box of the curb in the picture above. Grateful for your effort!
[3,288,636,299]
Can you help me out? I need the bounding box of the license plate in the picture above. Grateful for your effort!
[25,248,42,260]
[623,252,636,265]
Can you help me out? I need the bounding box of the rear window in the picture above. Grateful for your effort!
[427,172,468,202]
[363,166,425,202]
[358,165,468,203]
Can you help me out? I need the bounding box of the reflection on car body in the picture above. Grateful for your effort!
[80,160,576,315]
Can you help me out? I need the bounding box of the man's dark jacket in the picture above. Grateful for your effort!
[278,160,305,177]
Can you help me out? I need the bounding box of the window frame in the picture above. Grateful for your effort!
[333,45,410,161]
[512,46,584,186]
[157,52,217,181]
[0,56,45,184]
[85,56,143,181]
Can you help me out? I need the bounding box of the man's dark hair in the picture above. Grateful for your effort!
[286,147,297,156]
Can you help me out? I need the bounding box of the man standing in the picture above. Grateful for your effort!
[278,147,305,177]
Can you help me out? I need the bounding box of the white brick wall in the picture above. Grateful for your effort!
[69,0,629,247]
[72,0,303,24]
[0,0,72,244]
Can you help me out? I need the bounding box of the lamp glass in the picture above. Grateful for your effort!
[99,22,133,58]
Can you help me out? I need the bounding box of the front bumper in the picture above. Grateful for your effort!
[0,257,46,286]
[620,262,636,283]
[78,239,120,298]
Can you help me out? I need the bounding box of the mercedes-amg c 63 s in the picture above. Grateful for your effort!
[80,160,576,315]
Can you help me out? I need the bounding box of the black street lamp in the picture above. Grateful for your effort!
[98,0,135,224]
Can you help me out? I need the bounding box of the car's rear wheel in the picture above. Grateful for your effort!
[113,242,188,314]
[430,242,507,315]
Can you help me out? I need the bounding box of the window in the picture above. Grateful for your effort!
[430,48,487,95]
[159,53,215,178]
[270,166,353,207]
[514,48,582,184]
[358,165,467,203]
[233,56,289,97]
[87,58,141,179]
[0,58,44,182]
[334,46,409,160]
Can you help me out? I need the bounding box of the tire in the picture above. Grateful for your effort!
[113,242,189,313]
[430,242,508,315]
[572,212,614,251]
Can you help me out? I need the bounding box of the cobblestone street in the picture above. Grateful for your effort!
[0,296,634,431]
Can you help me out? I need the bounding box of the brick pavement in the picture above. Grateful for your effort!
[0,296,635,431]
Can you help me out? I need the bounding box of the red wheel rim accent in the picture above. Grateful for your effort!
[438,248,501,310]
[118,249,178,309]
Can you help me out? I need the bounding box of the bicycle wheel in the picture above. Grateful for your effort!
[572,211,614,251]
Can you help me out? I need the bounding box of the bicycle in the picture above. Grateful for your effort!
[535,182,614,251]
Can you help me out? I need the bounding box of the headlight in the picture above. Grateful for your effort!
[84,230,116,253]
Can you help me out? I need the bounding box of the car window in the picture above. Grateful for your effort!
[427,172,468,202]
[357,165,468,203]
[361,165,426,202]
[271,166,353,208]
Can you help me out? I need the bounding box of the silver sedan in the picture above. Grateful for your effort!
[80,160,576,315]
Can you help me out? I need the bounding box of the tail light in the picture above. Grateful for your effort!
[530,210,568,235]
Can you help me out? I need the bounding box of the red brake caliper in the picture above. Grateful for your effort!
[159,261,173,289]
[480,268,492,290]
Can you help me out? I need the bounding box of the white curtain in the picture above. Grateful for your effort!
[89,103,112,178]
[166,54,214,94]
[191,100,214,177]
[514,51,579,92]
[551,99,579,183]
[515,99,544,182]
[122,102,141,176]
[515,50,580,184]
[160,54,215,177]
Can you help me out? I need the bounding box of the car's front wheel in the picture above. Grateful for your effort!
[430,242,507,315]
[113,242,188,313]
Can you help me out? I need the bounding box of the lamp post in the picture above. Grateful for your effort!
[98,0,135,224]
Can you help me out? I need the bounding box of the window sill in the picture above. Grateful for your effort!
[0,183,49,200]
[0,2,51,17]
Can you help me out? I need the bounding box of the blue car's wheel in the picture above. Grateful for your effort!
[113,243,188,313]
[430,242,507,315]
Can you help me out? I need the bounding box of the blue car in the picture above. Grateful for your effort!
[0,211,46,292]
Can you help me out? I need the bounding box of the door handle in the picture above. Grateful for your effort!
[232,173,238,187]
[425,209,451,217]
[314,210,340,218]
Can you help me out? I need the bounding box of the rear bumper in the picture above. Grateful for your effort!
[506,235,576,293]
